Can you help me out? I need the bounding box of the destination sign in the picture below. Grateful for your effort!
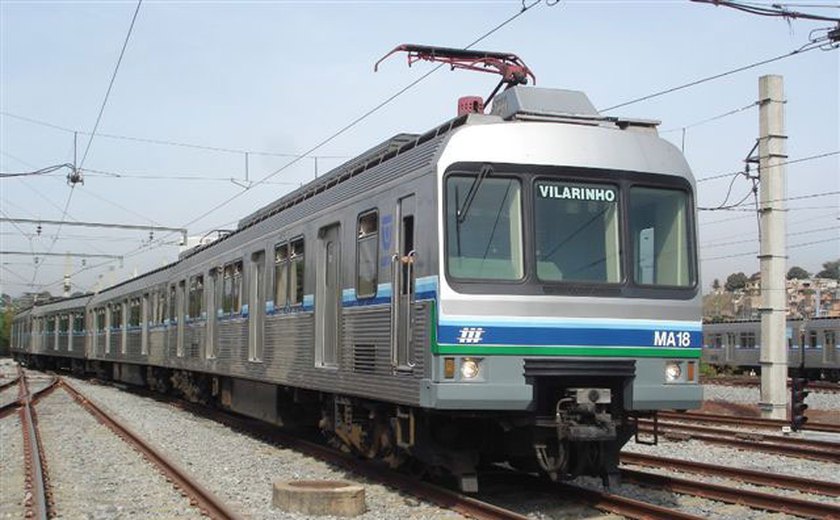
[537,182,617,202]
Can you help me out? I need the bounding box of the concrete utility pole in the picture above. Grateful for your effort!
[757,75,788,420]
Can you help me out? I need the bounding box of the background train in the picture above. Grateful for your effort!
[11,84,703,491]
[702,317,840,381]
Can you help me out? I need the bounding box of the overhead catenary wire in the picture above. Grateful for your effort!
[700,225,838,249]
[0,111,349,160]
[690,0,840,23]
[0,163,74,178]
[77,0,143,172]
[41,1,550,294]
[660,101,758,134]
[601,39,832,112]
[695,150,839,183]
[153,0,549,241]
[701,237,840,262]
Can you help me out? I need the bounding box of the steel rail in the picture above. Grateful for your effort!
[622,468,840,520]
[0,375,60,420]
[702,376,840,394]
[59,379,243,520]
[657,410,840,434]
[637,424,840,463]
[641,419,840,451]
[621,452,840,497]
[125,388,705,520]
[553,482,704,520]
[0,376,20,391]
[18,370,50,520]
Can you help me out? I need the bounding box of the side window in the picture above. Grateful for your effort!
[223,264,233,314]
[129,299,141,328]
[232,261,243,314]
[168,285,177,323]
[112,304,122,330]
[189,275,205,319]
[290,238,305,306]
[356,210,379,298]
[274,243,289,309]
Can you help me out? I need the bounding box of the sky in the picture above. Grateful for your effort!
[1,0,838,297]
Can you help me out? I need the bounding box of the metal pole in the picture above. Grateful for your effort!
[757,75,788,420]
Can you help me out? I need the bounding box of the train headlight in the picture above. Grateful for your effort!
[460,358,480,379]
[665,362,682,382]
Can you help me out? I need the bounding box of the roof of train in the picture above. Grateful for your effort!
[24,86,669,312]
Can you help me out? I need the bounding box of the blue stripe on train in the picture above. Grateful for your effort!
[438,324,702,348]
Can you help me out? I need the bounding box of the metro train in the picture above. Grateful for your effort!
[11,84,702,491]
[703,317,840,381]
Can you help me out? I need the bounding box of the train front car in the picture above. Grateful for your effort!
[427,87,701,490]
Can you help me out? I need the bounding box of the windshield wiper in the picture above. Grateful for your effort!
[457,164,493,224]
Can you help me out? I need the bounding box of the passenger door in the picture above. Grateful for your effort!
[391,194,416,371]
[316,224,341,367]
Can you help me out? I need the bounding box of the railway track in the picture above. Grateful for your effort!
[17,368,53,520]
[638,419,840,463]
[101,380,708,520]
[59,379,242,520]
[621,452,840,497]
[703,376,840,393]
[658,410,840,434]
[0,370,60,419]
[620,467,840,520]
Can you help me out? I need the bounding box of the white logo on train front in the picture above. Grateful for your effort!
[457,327,485,344]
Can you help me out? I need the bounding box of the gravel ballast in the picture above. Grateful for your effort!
[0,415,25,519]
[35,390,204,519]
[704,384,840,411]
[64,377,468,520]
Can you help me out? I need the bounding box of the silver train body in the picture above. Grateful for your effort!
[703,317,840,380]
[11,87,702,490]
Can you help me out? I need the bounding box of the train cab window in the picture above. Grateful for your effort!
[447,175,523,280]
[534,180,620,283]
[356,210,379,298]
[290,238,305,306]
[274,243,289,309]
[189,275,205,320]
[629,187,694,287]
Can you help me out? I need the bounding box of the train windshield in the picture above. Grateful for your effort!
[446,175,524,280]
[445,168,696,290]
[534,181,621,283]
[629,187,693,287]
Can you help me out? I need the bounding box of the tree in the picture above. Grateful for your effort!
[816,259,840,280]
[0,307,12,354]
[725,272,748,292]
[787,266,811,280]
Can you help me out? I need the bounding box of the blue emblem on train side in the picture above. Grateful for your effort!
[380,214,393,268]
